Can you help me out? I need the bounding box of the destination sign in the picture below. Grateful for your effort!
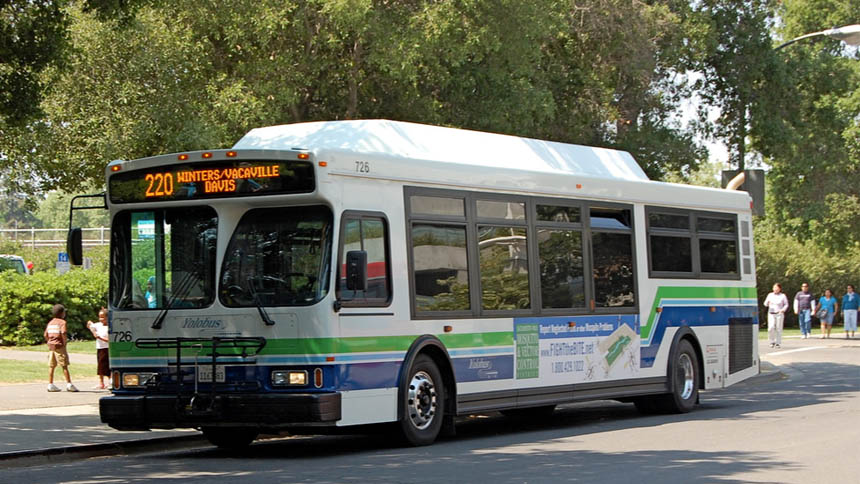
[109,159,315,204]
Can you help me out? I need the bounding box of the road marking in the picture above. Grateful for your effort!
[766,346,821,357]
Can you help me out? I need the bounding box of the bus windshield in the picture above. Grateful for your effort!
[220,206,332,307]
[110,207,218,309]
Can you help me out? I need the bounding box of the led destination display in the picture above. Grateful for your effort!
[109,159,315,203]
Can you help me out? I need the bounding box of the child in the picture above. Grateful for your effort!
[86,308,110,390]
[45,304,78,392]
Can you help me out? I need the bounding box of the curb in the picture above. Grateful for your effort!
[0,434,208,468]
[735,361,787,387]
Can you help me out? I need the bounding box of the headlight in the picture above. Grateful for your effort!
[272,370,307,386]
[122,372,157,388]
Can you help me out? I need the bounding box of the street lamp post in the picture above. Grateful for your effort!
[737,25,860,170]
[775,24,860,51]
[725,24,860,210]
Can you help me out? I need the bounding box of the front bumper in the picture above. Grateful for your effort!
[100,392,341,431]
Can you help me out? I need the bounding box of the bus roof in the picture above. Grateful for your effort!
[233,120,650,183]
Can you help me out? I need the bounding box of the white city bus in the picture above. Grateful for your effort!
[69,120,759,447]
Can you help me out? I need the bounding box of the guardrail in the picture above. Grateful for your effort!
[0,228,109,248]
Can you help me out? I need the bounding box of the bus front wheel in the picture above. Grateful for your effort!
[202,426,258,449]
[399,354,445,446]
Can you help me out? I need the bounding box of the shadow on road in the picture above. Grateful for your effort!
[4,360,855,482]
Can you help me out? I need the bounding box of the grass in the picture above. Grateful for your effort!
[759,328,801,339]
[757,326,851,339]
[9,340,97,354]
[0,359,98,384]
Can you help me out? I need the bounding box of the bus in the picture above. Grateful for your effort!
[68,120,759,448]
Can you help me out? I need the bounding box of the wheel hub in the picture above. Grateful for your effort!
[678,353,695,400]
[407,370,437,430]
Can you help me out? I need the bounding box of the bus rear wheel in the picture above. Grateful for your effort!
[633,339,699,415]
[202,427,258,449]
[661,339,699,413]
[399,354,444,446]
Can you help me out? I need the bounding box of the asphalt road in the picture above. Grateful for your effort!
[4,338,859,484]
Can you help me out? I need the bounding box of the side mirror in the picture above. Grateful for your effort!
[345,250,367,291]
[67,228,83,266]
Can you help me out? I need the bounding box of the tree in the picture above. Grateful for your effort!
[684,0,785,172]
[0,0,69,126]
[760,0,860,252]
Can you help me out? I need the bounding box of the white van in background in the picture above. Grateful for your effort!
[0,255,31,275]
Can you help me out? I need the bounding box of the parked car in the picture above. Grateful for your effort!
[0,255,31,275]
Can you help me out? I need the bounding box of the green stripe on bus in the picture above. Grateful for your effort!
[641,286,758,340]
[110,331,514,358]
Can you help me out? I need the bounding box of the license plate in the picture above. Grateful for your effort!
[197,365,225,383]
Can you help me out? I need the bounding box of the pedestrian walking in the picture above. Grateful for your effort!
[793,282,816,339]
[842,285,858,339]
[44,304,79,392]
[817,289,837,339]
[764,283,789,348]
[86,307,110,390]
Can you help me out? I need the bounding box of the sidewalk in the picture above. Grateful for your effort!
[0,349,200,462]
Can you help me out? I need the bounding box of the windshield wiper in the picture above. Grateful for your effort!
[151,270,200,329]
[247,279,276,326]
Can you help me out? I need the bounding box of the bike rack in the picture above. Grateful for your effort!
[134,337,267,415]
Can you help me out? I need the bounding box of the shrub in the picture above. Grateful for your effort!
[754,221,860,328]
[0,269,108,345]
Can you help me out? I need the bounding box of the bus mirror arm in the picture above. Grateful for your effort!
[67,193,107,266]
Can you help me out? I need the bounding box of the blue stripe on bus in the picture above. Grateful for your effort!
[640,305,759,368]
[452,355,514,382]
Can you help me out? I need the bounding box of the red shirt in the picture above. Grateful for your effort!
[44,318,67,350]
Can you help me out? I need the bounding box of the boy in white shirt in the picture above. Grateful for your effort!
[87,308,110,390]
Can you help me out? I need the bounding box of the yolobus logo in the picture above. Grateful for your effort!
[181,317,223,329]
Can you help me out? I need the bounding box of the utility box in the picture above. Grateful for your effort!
[722,169,765,216]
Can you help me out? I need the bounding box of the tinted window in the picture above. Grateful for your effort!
[410,196,464,217]
[537,205,580,223]
[650,236,692,272]
[539,229,585,309]
[592,232,635,307]
[111,207,217,309]
[698,217,736,233]
[412,224,470,311]
[591,207,632,230]
[220,206,332,307]
[477,200,525,220]
[700,239,738,273]
[479,226,529,310]
[649,213,689,230]
[339,216,390,302]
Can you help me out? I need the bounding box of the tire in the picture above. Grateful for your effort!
[632,396,661,415]
[660,339,699,413]
[500,405,556,420]
[399,354,445,446]
[202,427,258,449]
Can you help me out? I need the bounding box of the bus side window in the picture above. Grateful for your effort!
[338,214,391,305]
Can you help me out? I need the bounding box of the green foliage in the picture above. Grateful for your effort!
[759,0,860,253]
[685,0,784,171]
[754,218,860,327]
[2,0,707,194]
[38,190,110,228]
[0,0,69,125]
[0,269,108,345]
